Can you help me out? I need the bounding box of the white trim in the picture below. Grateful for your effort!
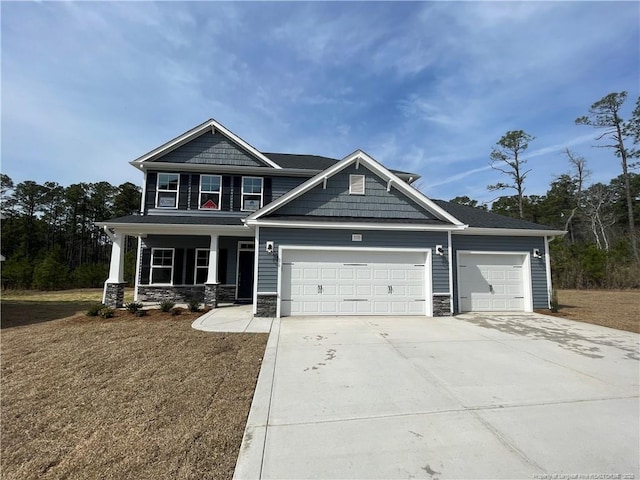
[150,248,175,286]
[140,171,147,214]
[455,227,566,237]
[246,150,464,226]
[155,172,180,209]
[131,118,282,169]
[349,174,365,195]
[432,292,451,296]
[456,250,533,313]
[195,248,210,284]
[235,241,255,300]
[246,218,465,231]
[253,227,260,314]
[276,245,433,318]
[544,236,553,309]
[94,222,250,236]
[134,236,142,301]
[257,291,278,295]
[198,174,222,211]
[241,176,264,212]
[447,230,453,314]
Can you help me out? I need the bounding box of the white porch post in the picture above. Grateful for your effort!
[204,234,219,308]
[206,234,219,284]
[102,228,126,307]
[107,232,125,283]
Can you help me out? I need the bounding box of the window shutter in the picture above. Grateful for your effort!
[221,176,232,210]
[263,177,272,205]
[232,176,241,211]
[185,249,195,285]
[190,174,199,210]
[178,174,189,209]
[173,248,184,285]
[145,172,157,212]
[140,248,151,285]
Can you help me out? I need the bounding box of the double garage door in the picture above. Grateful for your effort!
[458,253,528,312]
[281,250,428,316]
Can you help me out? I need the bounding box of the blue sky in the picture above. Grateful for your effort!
[2,1,639,205]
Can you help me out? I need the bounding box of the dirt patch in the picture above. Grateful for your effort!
[1,301,267,480]
[536,289,639,334]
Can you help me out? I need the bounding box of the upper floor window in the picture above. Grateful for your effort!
[199,175,221,210]
[156,173,179,208]
[349,174,365,195]
[151,248,174,285]
[242,177,263,212]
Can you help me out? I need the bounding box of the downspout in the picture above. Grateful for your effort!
[544,236,553,309]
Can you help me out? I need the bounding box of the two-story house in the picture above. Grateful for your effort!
[97,118,564,318]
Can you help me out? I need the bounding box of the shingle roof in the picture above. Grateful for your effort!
[265,215,450,225]
[100,215,245,226]
[432,199,559,230]
[262,152,414,177]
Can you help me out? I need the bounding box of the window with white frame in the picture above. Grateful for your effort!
[349,174,365,195]
[199,175,221,210]
[194,249,209,284]
[156,173,180,208]
[150,248,174,285]
[241,177,263,211]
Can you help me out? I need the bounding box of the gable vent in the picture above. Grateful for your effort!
[349,174,365,195]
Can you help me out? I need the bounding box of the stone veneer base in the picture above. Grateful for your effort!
[104,282,126,308]
[432,295,452,317]
[256,294,277,317]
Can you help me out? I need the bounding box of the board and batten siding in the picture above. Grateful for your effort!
[271,164,436,220]
[257,228,449,293]
[155,132,268,167]
[450,235,549,311]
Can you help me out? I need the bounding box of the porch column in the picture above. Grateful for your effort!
[103,230,126,308]
[204,234,219,308]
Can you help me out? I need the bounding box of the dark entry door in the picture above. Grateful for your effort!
[237,249,255,300]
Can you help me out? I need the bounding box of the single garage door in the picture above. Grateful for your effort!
[458,253,527,312]
[281,250,428,316]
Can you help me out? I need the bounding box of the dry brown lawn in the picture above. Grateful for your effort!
[539,289,639,333]
[1,291,268,480]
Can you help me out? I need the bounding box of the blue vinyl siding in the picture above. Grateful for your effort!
[271,164,436,220]
[450,235,549,311]
[271,176,307,200]
[156,132,268,167]
[257,227,449,293]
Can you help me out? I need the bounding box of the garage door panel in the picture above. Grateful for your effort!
[281,251,429,316]
[459,253,527,312]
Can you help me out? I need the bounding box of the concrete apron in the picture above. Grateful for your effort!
[234,313,640,480]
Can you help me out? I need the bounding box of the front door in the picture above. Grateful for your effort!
[236,242,255,300]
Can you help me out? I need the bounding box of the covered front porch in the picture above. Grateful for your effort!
[97,217,255,309]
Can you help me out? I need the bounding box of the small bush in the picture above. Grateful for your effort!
[134,309,147,317]
[125,301,144,314]
[188,299,201,312]
[171,307,182,316]
[159,299,176,312]
[98,306,115,319]
[87,303,107,317]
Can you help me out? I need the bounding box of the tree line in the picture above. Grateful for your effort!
[463,91,640,289]
[1,177,140,289]
[0,92,637,291]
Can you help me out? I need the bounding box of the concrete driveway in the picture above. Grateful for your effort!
[234,313,640,479]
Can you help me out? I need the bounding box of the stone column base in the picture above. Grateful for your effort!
[204,283,219,308]
[256,294,277,317]
[104,282,126,308]
[433,295,452,317]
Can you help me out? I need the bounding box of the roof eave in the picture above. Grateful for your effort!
[455,227,567,237]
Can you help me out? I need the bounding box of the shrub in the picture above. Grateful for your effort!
[125,301,144,314]
[159,299,176,312]
[171,307,182,316]
[187,299,201,312]
[98,306,115,319]
[87,303,107,317]
[134,309,147,317]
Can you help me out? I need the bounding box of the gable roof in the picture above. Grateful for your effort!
[263,152,417,179]
[131,118,282,169]
[246,150,465,227]
[433,199,566,234]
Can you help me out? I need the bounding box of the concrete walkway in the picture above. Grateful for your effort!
[192,305,273,333]
[234,313,639,480]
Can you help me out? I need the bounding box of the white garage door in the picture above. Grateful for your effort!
[281,250,428,316]
[458,253,527,312]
